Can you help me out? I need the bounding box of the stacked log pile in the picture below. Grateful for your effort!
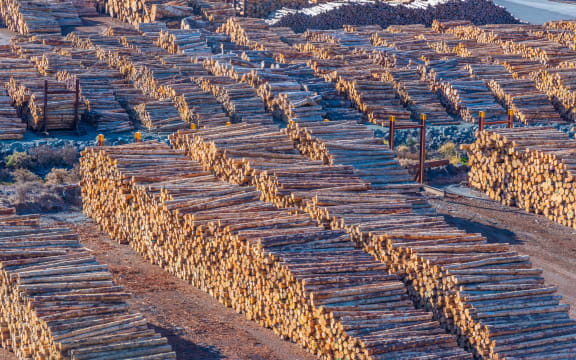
[486,79,563,124]
[242,0,306,18]
[96,0,194,26]
[268,0,519,33]
[466,127,576,228]
[436,22,576,121]
[0,94,26,139]
[5,77,78,131]
[155,29,212,57]
[71,0,98,16]
[0,0,60,34]
[275,90,325,122]
[169,120,576,360]
[194,75,273,124]
[67,30,229,128]
[80,141,473,360]
[0,210,175,359]
[373,67,458,125]
[168,124,371,209]
[10,36,134,133]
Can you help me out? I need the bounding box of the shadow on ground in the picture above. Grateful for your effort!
[150,324,224,360]
[442,213,522,245]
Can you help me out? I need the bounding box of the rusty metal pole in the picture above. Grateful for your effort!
[43,80,48,132]
[418,114,426,184]
[74,79,80,132]
[389,115,395,150]
[479,110,485,132]
[507,109,514,128]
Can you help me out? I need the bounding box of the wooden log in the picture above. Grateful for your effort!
[0,209,175,359]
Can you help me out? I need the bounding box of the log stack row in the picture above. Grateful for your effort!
[155,29,212,57]
[0,209,176,359]
[67,30,228,128]
[466,127,576,229]
[96,0,194,26]
[435,21,576,121]
[0,0,61,34]
[5,77,79,131]
[10,36,134,133]
[268,0,520,33]
[80,141,473,360]
[169,122,576,360]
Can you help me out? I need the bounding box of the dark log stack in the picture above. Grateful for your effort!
[466,127,576,229]
[0,209,176,359]
[268,0,519,33]
[80,141,473,360]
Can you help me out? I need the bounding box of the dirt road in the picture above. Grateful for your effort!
[431,186,576,318]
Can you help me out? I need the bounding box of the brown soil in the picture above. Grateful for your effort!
[430,187,576,318]
[43,213,317,360]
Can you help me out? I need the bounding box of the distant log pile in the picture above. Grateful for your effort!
[5,77,79,131]
[96,0,194,25]
[80,141,473,360]
[66,30,228,129]
[0,210,175,359]
[466,127,576,229]
[155,29,212,56]
[436,21,576,121]
[10,36,133,133]
[0,0,61,34]
[268,0,519,33]
[194,75,273,123]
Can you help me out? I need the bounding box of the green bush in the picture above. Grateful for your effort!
[5,152,32,169]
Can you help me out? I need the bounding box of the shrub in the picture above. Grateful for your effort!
[5,152,32,169]
[28,145,78,169]
[45,165,81,185]
[438,141,457,159]
[10,168,41,183]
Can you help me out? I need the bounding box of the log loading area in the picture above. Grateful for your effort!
[0,0,576,359]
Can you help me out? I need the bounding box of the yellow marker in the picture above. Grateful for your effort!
[420,113,427,122]
[479,111,485,119]
[508,109,514,116]
[97,134,104,146]
[190,123,197,130]
[135,132,141,143]
[390,116,395,122]
[323,118,330,122]
[226,121,232,126]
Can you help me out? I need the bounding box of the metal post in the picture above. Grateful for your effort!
[389,116,395,150]
[98,134,104,146]
[43,80,48,132]
[479,111,485,132]
[418,114,426,184]
[74,79,80,132]
[135,132,141,143]
[507,109,514,128]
